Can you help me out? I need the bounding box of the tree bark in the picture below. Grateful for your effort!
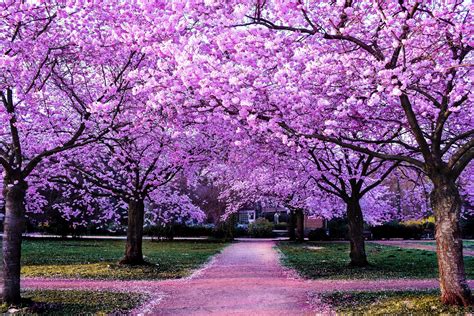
[431,177,471,306]
[288,209,296,241]
[120,199,145,265]
[2,177,27,304]
[346,198,368,267]
[295,209,304,243]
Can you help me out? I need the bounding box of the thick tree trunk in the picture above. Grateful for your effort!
[431,177,471,306]
[346,198,368,267]
[2,178,27,304]
[295,209,304,243]
[120,199,145,265]
[288,209,296,241]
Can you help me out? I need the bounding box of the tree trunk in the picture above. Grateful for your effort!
[288,209,296,241]
[120,199,145,265]
[431,177,471,306]
[295,209,304,243]
[165,223,175,241]
[346,198,368,267]
[221,214,236,242]
[2,177,27,304]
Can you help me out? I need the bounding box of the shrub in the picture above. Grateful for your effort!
[144,224,174,240]
[327,218,349,239]
[174,224,214,237]
[370,221,430,240]
[274,222,288,230]
[212,218,237,241]
[234,226,249,237]
[144,224,214,240]
[248,218,273,238]
[308,228,329,241]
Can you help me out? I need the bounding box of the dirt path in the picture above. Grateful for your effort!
[372,240,474,256]
[22,240,474,315]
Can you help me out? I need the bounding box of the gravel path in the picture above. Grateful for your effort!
[372,240,474,256]
[22,240,474,315]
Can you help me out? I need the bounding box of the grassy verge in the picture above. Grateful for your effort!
[1,290,145,315]
[21,239,227,280]
[318,290,474,315]
[277,241,474,279]
[465,241,474,251]
[424,240,474,251]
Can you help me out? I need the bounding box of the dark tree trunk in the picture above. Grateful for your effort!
[295,209,304,243]
[120,199,145,265]
[431,176,471,306]
[221,214,236,242]
[2,177,27,304]
[165,223,175,241]
[288,209,296,241]
[346,198,368,267]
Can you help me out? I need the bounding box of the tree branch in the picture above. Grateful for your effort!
[281,122,425,168]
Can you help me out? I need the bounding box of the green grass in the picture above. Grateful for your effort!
[21,239,227,280]
[277,241,474,279]
[464,241,474,251]
[424,240,474,251]
[0,290,144,315]
[318,290,474,315]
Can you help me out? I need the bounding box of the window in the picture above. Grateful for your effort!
[239,210,256,224]
[239,212,249,224]
[248,211,255,221]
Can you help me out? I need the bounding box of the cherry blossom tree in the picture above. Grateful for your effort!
[179,0,472,305]
[0,2,141,303]
[146,188,206,239]
[188,175,228,225]
[49,106,209,264]
[216,129,399,261]
[306,144,399,266]
[0,0,191,303]
[245,1,472,304]
[25,180,125,235]
[0,0,471,308]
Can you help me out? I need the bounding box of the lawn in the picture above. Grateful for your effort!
[465,241,474,251]
[21,239,227,280]
[424,240,474,251]
[277,241,474,279]
[1,290,145,315]
[318,290,474,314]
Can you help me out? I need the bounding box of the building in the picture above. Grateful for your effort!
[237,206,325,234]
[238,209,256,224]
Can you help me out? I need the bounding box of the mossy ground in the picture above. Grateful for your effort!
[277,241,474,279]
[318,290,474,315]
[21,239,227,280]
[0,290,145,315]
